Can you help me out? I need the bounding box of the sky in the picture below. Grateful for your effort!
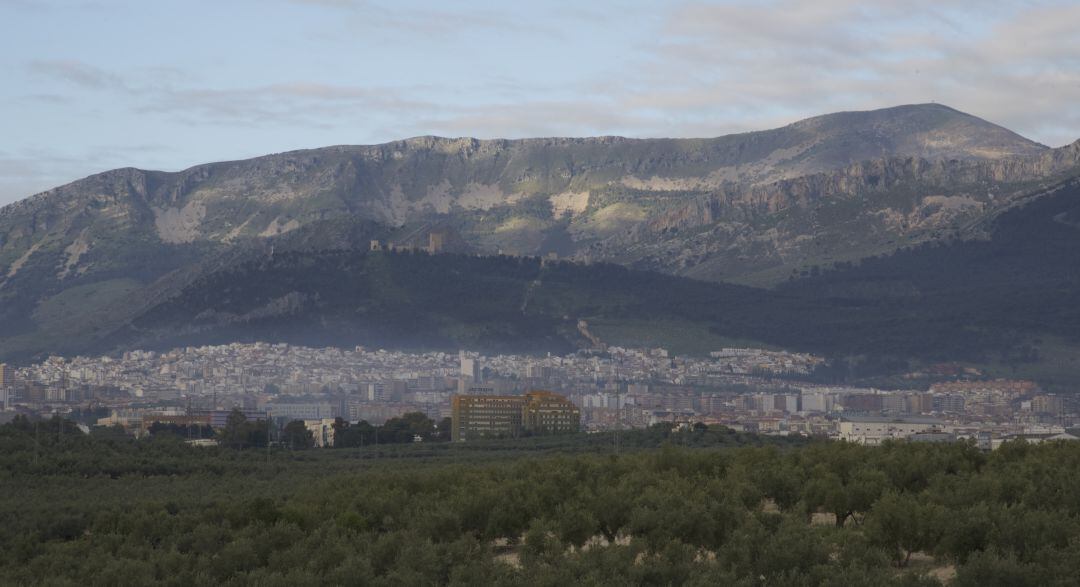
[2,0,1080,206]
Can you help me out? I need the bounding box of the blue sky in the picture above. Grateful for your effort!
[2,0,1079,205]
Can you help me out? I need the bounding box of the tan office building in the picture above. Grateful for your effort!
[451,390,580,441]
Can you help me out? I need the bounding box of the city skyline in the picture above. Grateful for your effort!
[3,341,1073,449]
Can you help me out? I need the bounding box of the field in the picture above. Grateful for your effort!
[3,419,1080,586]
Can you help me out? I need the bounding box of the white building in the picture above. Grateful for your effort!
[838,415,945,445]
[460,352,480,383]
[305,418,337,448]
[800,391,834,413]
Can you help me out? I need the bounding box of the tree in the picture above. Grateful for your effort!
[379,412,437,443]
[435,417,453,441]
[865,492,945,567]
[332,419,380,448]
[803,466,887,527]
[282,420,314,449]
[218,408,267,449]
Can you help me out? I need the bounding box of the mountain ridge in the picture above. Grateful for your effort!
[3,103,1045,209]
[1,104,1052,278]
[1,103,1076,364]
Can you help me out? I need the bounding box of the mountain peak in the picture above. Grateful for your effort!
[785,103,1046,161]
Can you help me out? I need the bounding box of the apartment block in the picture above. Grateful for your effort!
[451,390,580,441]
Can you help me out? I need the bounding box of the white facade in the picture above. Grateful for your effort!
[305,418,337,448]
[838,416,944,445]
[800,392,833,413]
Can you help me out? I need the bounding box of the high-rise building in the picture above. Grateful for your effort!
[522,391,582,435]
[882,394,908,414]
[800,391,833,413]
[428,231,447,254]
[460,352,480,383]
[451,395,523,441]
[1032,394,1065,416]
[0,363,14,390]
[843,393,884,413]
[451,390,580,441]
[526,364,555,379]
[932,393,966,413]
[906,393,935,415]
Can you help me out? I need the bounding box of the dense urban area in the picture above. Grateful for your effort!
[1,343,1076,449]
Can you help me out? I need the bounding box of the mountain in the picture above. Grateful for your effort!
[3,176,1080,389]
[0,103,1075,365]
[101,175,1080,388]
[23,173,1074,392]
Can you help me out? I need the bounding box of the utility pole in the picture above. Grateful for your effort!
[614,388,621,456]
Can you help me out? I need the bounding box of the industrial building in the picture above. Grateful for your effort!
[837,415,945,445]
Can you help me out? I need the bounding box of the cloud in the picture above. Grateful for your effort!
[609,0,1080,146]
[135,82,442,129]
[20,1,1080,146]
[413,100,648,139]
[27,59,126,90]
[286,0,565,39]
[18,56,438,130]
[275,0,1080,145]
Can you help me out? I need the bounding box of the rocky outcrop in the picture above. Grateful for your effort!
[637,139,1080,238]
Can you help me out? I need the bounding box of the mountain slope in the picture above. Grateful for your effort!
[0,104,1045,276]
[107,176,1080,386]
[0,103,1073,363]
[2,175,1079,390]
[55,250,797,358]
[592,139,1080,284]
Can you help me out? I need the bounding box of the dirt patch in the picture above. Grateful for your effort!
[153,200,206,243]
[259,217,300,237]
[58,228,91,280]
[549,191,590,218]
[5,240,44,281]
[457,182,513,210]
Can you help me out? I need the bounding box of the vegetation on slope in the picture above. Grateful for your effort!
[105,172,1080,382]
[784,176,1080,385]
